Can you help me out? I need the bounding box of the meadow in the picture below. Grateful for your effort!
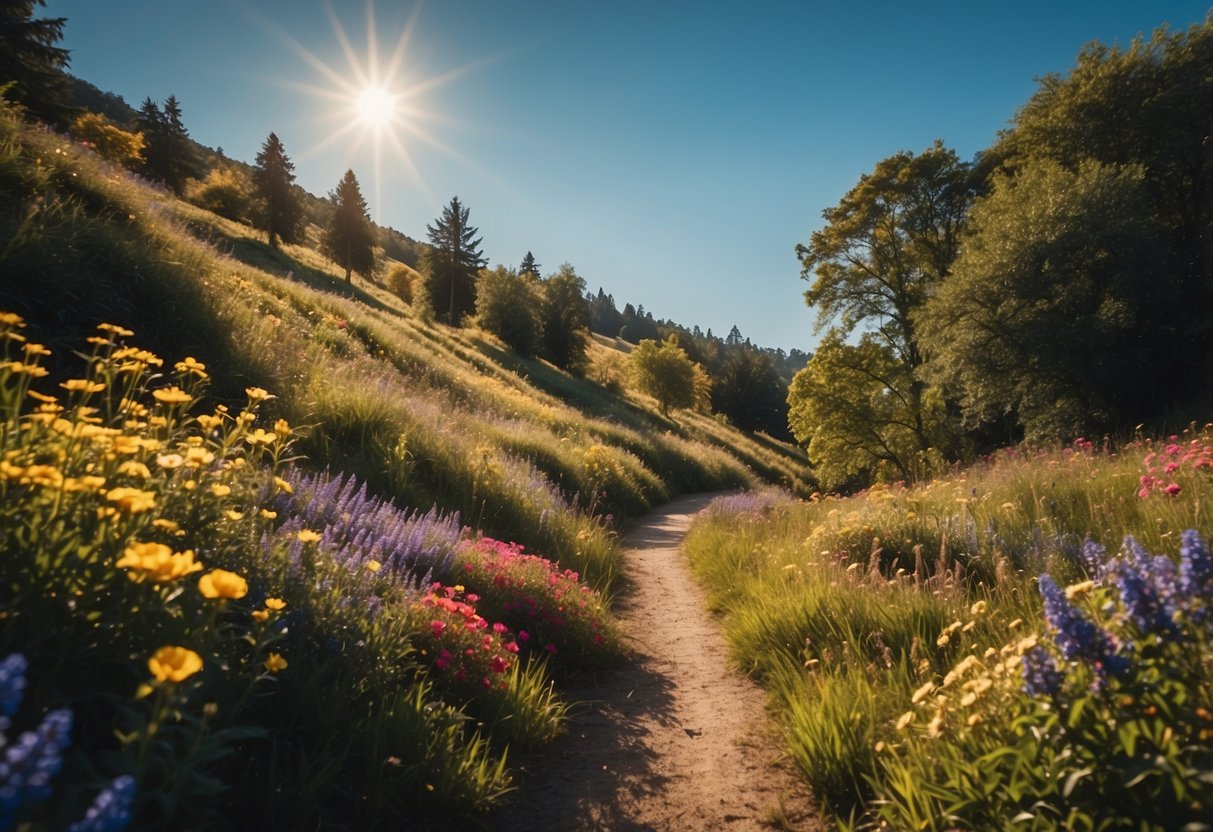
[0,98,809,829]
[686,436,1213,829]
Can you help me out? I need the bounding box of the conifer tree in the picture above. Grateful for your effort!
[518,251,541,278]
[423,196,486,325]
[252,132,303,248]
[0,1,71,125]
[137,95,199,194]
[322,169,375,284]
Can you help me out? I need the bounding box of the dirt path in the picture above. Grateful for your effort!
[490,494,823,832]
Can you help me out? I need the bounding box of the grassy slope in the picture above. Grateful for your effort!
[0,107,810,592]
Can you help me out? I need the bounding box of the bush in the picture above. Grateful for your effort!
[71,112,145,169]
[475,266,542,355]
[185,166,251,222]
[385,263,416,304]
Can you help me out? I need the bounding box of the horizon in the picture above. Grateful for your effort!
[45,0,1212,354]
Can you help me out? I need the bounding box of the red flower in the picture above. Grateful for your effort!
[430,620,446,637]
[491,656,508,674]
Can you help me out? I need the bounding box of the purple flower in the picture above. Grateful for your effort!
[68,775,136,832]
[1178,530,1212,622]
[1038,575,1127,686]
[1021,646,1063,697]
[0,655,26,732]
[1080,537,1107,579]
[0,708,73,828]
[1112,536,1178,635]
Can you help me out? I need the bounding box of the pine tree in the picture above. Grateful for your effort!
[252,132,303,248]
[137,95,199,194]
[321,169,375,284]
[0,1,71,125]
[423,196,486,325]
[518,251,541,277]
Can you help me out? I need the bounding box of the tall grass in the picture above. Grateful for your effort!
[685,433,1213,825]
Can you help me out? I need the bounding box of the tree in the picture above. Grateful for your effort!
[794,142,973,476]
[475,266,542,355]
[423,196,486,325]
[251,132,303,248]
[628,336,697,416]
[711,349,787,436]
[587,288,623,337]
[0,1,71,125]
[71,112,143,168]
[137,95,199,194]
[916,159,1165,442]
[518,251,541,278]
[321,169,375,284]
[541,263,591,372]
[787,332,950,490]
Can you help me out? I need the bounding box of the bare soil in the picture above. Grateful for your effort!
[489,494,824,832]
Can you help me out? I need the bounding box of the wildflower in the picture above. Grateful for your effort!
[105,487,156,513]
[927,714,945,737]
[152,386,191,405]
[259,509,277,520]
[152,518,179,532]
[115,461,150,479]
[911,682,935,704]
[208,483,232,498]
[296,529,321,543]
[67,774,136,832]
[225,510,245,521]
[265,597,286,610]
[274,476,293,494]
[1081,538,1107,578]
[61,378,106,393]
[431,620,447,638]
[1065,580,1095,599]
[251,609,269,623]
[198,569,249,600]
[156,453,184,469]
[245,428,277,447]
[1039,575,1127,683]
[1163,483,1182,496]
[245,386,272,402]
[196,413,223,431]
[0,653,28,726]
[148,646,203,683]
[273,418,292,437]
[366,560,381,572]
[491,656,508,673]
[184,446,215,466]
[0,708,73,813]
[896,711,916,730]
[116,542,203,582]
[969,600,988,616]
[264,653,288,673]
[1021,646,1063,697]
[174,356,207,378]
[96,322,134,337]
[3,361,49,377]
[1178,530,1212,618]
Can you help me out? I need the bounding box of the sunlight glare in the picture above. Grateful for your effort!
[355,85,397,128]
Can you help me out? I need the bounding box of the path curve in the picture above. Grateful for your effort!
[491,493,823,832]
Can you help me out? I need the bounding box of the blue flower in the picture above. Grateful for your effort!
[0,655,27,731]
[0,708,73,830]
[1021,646,1063,697]
[1080,537,1108,579]
[68,775,136,832]
[1178,529,1212,622]
[1111,536,1179,636]
[1038,575,1127,687]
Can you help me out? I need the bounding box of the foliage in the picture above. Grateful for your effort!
[685,430,1213,829]
[424,196,486,326]
[627,336,698,416]
[0,0,70,126]
[135,96,199,195]
[918,159,1165,443]
[711,348,786,435]
[475,265,543,356]
[787,331,950,489]
[70,113,143,169]
[540,263,591,373]
[320,168,374,284]
[250,132,303,249]
[184,165,250,223]
[518,251,541,278]
[384,263,416,304]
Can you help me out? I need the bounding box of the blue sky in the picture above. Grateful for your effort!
[45,0,1212,353]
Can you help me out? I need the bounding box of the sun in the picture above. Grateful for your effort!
[355,85,397,129]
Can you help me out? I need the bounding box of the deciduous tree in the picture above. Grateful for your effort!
[475,266,542,355]
[628,336,697,416]
[541,264,591,372]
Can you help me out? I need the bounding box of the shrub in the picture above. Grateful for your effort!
[185,166,251,222]
[385,263,416,304]
[71,112,145,169]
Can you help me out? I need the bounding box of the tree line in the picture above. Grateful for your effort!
[790,15,1213,490]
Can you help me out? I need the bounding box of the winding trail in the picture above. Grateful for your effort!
[492,494,823,832]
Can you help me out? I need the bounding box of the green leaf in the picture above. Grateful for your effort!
[1062,767,1093,798]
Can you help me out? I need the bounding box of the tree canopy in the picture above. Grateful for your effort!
[424,196,486,326]
[321,169,375,284]
[475,266,542,356]
[628,336,698,416]
[136,95,200,194]
[541,264,591,373]
[252,132,304,249]
[0,1,70,125]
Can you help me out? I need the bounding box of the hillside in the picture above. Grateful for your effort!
[0,98,811,590]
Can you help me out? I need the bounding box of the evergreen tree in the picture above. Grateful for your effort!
[423,196,486,325]
[0,1,71,125]
[518,251,541,278]
[137,95,199,194]
[321,169,375,284]
[252,132,303,248]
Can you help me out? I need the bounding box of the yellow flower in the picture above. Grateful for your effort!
[911,682,935,704]
[1065,580,1095,600]
[225,510,245,521]
[927,714,945,738]
[97,322,134,337]
[3,361,49,378]
[264,653,288,673]
[0,311,27,327]
[26,390,57,404]
[196,413,223,431]
[969,600,988,616]
[209,483,232,498]
[61,378,105,393]
[896,711,916,730]
[184,447,215,467]
[264,597,286,610]
[1008,618,1024,630]
[174,356,208,378]
[116,542,203,582]
[148,646,203,683]
[936,633,951,647]
[156,453,184,469]
[274,477,293,495]
[245,386,272,402]
[244,428,277,447]
[105,487,156,513]
[273,418,292,437]
[152,518,180,532]
[297,529,321,543]
[152,386,192,405]
[259,509,277,520]
[116,461,151,479]
[198,569,249,600]
[22,342,50,357]
[366,560,382,573]
[251,609,270,623]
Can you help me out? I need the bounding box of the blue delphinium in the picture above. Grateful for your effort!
[1021,646,1064,697]
[0,655,26,734]
[1178,530,1212,623]
[68,775,136,832]
[1080,537,1108,579]
[1037,575,1129,684]
[0,708,73,832]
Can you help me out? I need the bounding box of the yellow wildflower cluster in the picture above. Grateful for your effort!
[116,541,203,582]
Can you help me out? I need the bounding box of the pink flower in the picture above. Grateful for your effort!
[430,620,446,637]
[491,656,508,673]
[1138,487,1151,499]
[545,643,558,655]
[517,630,530,643]
[1165,462,1180,473]
[492,622,508,634]
[1166,444,1181,455]
[504,641,519,654]
[1163,483,1183,496]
